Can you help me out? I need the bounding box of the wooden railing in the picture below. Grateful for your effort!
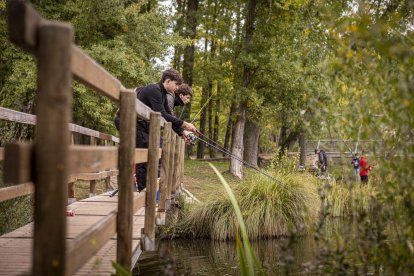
[0,106,119,202]
[1,1,185,275]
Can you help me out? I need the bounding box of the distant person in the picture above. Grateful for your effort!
[166,83,193,117]
[351,153,360,180]
[359,153,372,183]
[315,148,328,177]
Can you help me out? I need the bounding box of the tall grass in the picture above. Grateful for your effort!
[174,170,320,240]
[322,179,377,217]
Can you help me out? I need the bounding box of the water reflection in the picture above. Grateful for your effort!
[134,236,318,275]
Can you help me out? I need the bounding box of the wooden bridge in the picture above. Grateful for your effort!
[0,1,185,275]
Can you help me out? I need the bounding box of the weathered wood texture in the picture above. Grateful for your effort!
[172,136,182,192]
[167,134,177,201]
[3,142,33,184]
[158,123,172,211]
[0,192,146,276]
[179,139,185,188]
[32,22,73,276]
[143,113,161,251]
[0,183,34,203]
[0,107,119,143]
[116,90,136,270]
[72,46,122,101]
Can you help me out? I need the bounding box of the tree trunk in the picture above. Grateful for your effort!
[182,0,198,158]
[207,82,214,158]
[197,86,208,159]
[278,124,287,156]
[243,119,260,168]
[299,127,306,167]
[212,83,220,158]
[172,0,185,70]
[230,101,247,178]
[229,0,257,178]
[223,101,236,156]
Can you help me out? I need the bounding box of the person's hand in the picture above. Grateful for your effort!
[182,121,198,133]
[182,130,194,145]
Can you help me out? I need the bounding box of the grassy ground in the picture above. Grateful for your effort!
[183,160,255,201]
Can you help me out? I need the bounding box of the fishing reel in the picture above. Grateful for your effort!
[187,133,197,145]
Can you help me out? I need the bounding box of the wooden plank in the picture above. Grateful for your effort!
[134,148,162,164]
[0,183,34,203]
[66,212,117,276]
[7,0,45,53]
[116,90,136,270]
[32,22,73,276]
[69,170,118,182]
[70,145,118,173]
[135,99,166,126]
[3,144,119,184]
[143,112,161,251]
[69,123,119,144]
[172,135,181,194]
[4,142,33,184]
[167,134,177,203]
[158,123,172,212]
[134,148,148,163]
[0,147,3,161]
[0,107,36,125]
[72,46,122,101]
[0,107,119,143]
[180,139,185,187]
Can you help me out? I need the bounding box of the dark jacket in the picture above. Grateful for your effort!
[137,82,184,134]
[318,150,328,166]
[115,82,184,148]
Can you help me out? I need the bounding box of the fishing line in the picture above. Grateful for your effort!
[190,89,217,124]
[189,134,283,184]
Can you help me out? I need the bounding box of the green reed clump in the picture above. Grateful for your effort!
[321,179,377,217]
[174,171,320,240]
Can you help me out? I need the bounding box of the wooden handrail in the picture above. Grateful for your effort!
[0,182,34,203]
[3,144,163,185]
[0,107,120,143]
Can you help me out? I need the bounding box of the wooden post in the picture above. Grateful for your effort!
[166,133,176,210]
[89,137,97,196]
[156,122,171,225]
[32,22,73,276]
[104,176,111,192]
[172,136,182,194]
[89,180,96,197]
[179,139,185,188]
[90,136,97,146]
[142,112,161,251]
[68,182,76,205]
[116,89,136,270]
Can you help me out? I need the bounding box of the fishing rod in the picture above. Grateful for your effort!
[188,133,283,184]
[190,89,217,124]
[197,131,235,157]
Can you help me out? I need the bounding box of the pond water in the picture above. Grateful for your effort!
[133,219,350,275]
[133,235,319,275]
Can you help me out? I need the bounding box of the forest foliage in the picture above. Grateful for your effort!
[0,0,413,273]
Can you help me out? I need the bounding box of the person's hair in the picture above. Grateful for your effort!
[314,149,319,154]
[161,68,183,84]
[176,83,193,97]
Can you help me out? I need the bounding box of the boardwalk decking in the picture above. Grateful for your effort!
[0,192,146,275]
